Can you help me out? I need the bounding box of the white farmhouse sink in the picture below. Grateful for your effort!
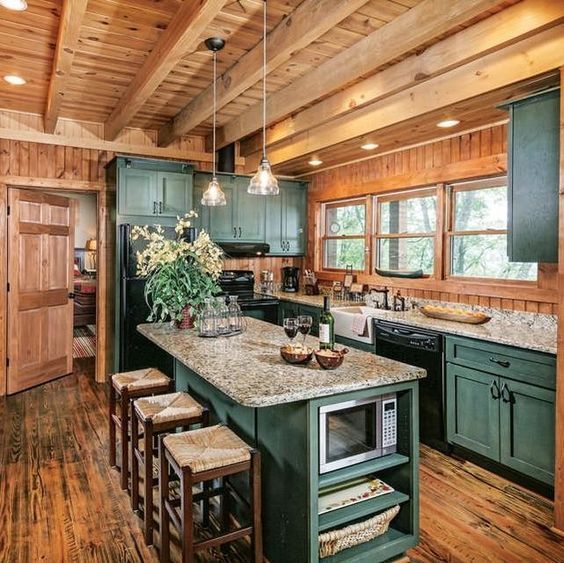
[331,306,379,345]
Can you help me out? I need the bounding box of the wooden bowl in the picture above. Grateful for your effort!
[280,345,314,365]
[419,305,491,325]
[314,348,349,370]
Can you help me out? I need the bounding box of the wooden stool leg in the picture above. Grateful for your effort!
[109,384,116,467]
[220,476,230,556]
[201,409,210,528]
[131,411,140,511]
[159,439,170,563]
[120,390,130,491]
[250,451,263,563]
[181,468,194,563]
[144,420,154,546]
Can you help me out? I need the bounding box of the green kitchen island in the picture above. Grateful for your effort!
[138,319,425,563]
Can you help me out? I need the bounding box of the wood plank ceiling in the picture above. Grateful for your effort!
[0,0,561,175]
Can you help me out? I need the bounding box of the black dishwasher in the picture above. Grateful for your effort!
[374,320,449,452]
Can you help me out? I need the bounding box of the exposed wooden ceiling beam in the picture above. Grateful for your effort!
[44,0,89,134]
[240,0,564,157]
[215,0,511,150]
[157,0,370,147]
[104,0,227,141]
[243,26,564,172]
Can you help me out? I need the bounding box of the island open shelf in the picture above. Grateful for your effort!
[138,319,424,562]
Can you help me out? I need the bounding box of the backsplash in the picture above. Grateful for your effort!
[223,256,304,282]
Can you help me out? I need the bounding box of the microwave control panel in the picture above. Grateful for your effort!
[381,397,397,448]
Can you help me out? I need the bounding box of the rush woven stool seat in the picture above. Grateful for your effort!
[109,368,173,491]
[132,392,209,546]
[160,424,262,563]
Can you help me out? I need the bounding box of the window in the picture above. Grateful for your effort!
[322,199,366,270]
[448,179,537,281]
[374,189,437,274]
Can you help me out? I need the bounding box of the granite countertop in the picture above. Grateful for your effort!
[138,318,426,408]
[270,292,557,355]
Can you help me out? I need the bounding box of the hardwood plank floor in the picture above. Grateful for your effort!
[0,362,562,562]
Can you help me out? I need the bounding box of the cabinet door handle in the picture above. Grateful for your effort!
[490,380,500,400]
[500,382,512,403]
[489,357,510,368]
[239,226,242,238]
[153,201,157,214]
[159,201,163,214]
[233,227,237,238]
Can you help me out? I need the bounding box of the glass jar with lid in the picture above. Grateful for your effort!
[227,295,245,333]
[199,297,217,337]
[214,296,230,335]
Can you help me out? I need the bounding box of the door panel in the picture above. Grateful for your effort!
[237,177,266,242]
[284,184,306,254]
[7,189,75,394]
[446,364,500,460]
[208,177,237,241]
[118,168,158,216]
[265,191,284,254]
[158,172,191,217]
[499,378,555,485]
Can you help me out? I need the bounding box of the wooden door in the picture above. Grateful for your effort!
[7,189,75,394]
[157,172,191,217]
[446,364,500,461]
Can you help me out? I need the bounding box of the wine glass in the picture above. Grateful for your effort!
[283,317,299,348]
[298,315,313,348]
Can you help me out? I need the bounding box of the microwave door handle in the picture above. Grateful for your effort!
[319,412,327,471]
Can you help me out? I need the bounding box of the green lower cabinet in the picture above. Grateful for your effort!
[278,301,321,337]
[446,364,500,461]
[499,378,555,485]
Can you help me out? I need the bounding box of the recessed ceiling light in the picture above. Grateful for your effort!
[0,0,28,11]
[3,74,26,85]
[308,159,323,166]
[437,119,460,128]
[361,143,379,150]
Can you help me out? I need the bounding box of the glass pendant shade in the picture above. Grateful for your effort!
[201,176,226,206]
[248,157,279,195]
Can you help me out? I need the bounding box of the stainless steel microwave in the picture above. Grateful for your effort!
[319,393,397,474]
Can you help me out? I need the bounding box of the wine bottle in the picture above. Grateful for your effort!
[319,296,335,350]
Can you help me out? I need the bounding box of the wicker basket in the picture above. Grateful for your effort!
[318,505,400,558]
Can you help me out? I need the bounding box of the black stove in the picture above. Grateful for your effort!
[219,270,279,323]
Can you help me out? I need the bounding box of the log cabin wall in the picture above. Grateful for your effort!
[305,123,558,314]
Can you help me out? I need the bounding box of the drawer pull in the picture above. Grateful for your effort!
[500,382,512,403]
[489,357,510,368]
[489,380,500,400]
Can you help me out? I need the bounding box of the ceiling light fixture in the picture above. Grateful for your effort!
[248,0,279,196]
[361,143,379,150]
[308,159,323,166]
[3,74,26,85]
[437,119,460,128]
[0,0,28,11]
[201,37,227,207]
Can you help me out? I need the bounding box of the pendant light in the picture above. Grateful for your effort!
[248,0,279,196]
[201,37,227,207]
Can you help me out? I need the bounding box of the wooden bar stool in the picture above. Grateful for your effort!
[159,424,262,563]
[132,392,209,546]
[109,368,173,490]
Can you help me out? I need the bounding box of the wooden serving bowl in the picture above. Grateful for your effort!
[314,348,349,370]
[280,345,314,365]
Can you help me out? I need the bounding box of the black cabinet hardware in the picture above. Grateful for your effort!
[159,201,163,214]
[490,380,500,400]
[500,382,512,403]
[153,201,157,215]
[239,226,242,238]
[489,357,510,368]
[233,227,237,238]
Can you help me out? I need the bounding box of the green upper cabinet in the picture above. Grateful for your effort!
[266,180,307,256]
[118,168,158,217]
[115,158,193,221]
[505,88,560,263]
[192,172,210,231]
[236,176,267,242]
[208,176,238,241]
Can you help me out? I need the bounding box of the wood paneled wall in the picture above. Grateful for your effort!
[224,256,303,284]
[306,124,558,314]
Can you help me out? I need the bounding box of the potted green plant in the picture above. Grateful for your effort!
[131,212,223,328]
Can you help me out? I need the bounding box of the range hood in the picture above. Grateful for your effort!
[218,242,270,258]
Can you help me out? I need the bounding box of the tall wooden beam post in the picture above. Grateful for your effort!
[44,0,89,134]
[104,0,228,141]
[554,67,564,533]
[214,0,509,150]
[157,0,370,147]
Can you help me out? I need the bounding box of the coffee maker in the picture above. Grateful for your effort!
[282,266,300,293]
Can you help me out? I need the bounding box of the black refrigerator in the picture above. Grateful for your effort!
[118,223,175,376]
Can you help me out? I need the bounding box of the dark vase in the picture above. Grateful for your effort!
[176,306,195,329]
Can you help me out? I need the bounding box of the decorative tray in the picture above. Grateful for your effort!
[419,305,491,325]
[318,476,394,515]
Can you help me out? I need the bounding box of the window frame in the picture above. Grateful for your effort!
[373,187,439,278]
[321,197,369,273]
[445,177,537,284]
